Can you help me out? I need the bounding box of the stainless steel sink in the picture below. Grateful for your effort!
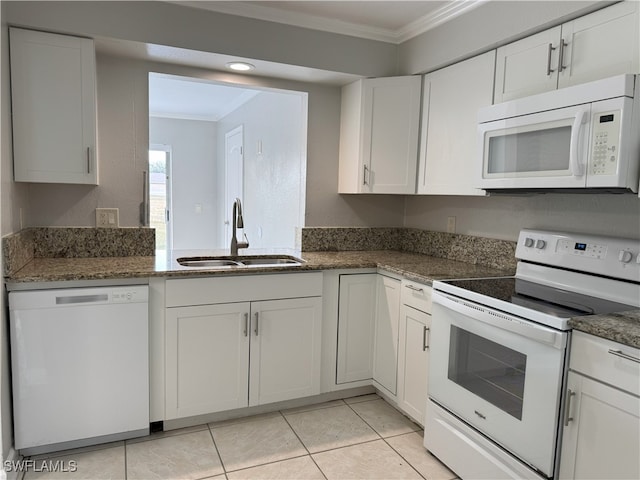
[176,255,304,268]
[177,257,242,268]
[238,256,302,266]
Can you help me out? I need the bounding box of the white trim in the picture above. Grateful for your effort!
[173,0,488,44]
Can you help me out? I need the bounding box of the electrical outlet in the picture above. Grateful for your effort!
[447,216,456,234]
[96,208,119,228]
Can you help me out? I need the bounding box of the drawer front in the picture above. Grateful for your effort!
[400,279,432,314]
[166,272,323,307]
[570,331,640,395]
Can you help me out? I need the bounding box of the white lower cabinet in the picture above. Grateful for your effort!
[397,280,432,425]
[164,274,322,420]
[166,303,250,418]
[559,331,640,479]
[336,273,377,384]
[372,274,401,396]
[397,305,430,425]
[249,298,323,406]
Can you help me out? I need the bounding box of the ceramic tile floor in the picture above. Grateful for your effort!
[20,394,457,480]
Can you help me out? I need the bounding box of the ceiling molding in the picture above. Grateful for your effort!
[397,0,490,43]
[173,1,489,44]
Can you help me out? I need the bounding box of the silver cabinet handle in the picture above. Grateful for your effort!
[608,349,640,364]
[406,284,424,293]
[363,164,369,186]
[423,326,430,351]
[86,147,91,173]
[558,40,568,72]
[243,313,249,337]
[254,312,259,336]
[564,389,576,426]
[546,43,556,76]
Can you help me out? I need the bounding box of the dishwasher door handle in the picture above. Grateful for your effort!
[56,294,109,305]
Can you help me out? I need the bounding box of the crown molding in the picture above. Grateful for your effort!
[173,1,489,44]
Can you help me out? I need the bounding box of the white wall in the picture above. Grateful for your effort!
[217,90,307,250]
[149,117,218,250]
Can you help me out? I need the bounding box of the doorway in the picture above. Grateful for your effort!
[223,125,244,248]
[149,145,172,252]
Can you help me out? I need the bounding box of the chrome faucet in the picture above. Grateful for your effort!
[230,198,249,256]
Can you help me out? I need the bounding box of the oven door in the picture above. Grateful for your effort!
[429,291,568,477]
[478,103,591,190]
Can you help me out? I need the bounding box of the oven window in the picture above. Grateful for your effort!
[448,326,527,420]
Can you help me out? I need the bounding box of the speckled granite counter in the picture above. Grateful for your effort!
[5,249,513,286]
[569,310,640,349]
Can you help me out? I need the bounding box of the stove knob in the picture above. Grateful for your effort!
[524,238,534,247]
[535,239,546,250]
[619,250,633,263]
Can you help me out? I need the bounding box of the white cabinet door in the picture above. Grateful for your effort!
[559,371,640,480]
[397,305,430,425]
[249,297,322,406]
[339,76,421,194]
[418,51,495,196]
[559,1,639,88]
[372,275,401,395]
[9,28,97,184]
[336,273,377,384]
[165,303,250,420]
[494,27,561,103]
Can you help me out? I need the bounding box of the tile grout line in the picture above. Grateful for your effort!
[123,440,128,480]
[346,398,430,479]
[278,410,329,480]
[206,424,228,477]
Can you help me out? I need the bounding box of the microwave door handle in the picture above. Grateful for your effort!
[569,109,588,177]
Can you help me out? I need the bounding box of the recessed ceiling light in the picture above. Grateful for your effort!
[226,62,256,72]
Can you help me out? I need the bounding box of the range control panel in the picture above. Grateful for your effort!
[516,229,640,282]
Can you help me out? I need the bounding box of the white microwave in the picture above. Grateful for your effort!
[477,74,640,192]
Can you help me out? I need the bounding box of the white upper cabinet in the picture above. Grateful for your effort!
[10,28,98,184]
[559,1,640,89]
[418,51,495,196]
[339,76,421,194]
[494,27,561,102]
[495,1,639,103]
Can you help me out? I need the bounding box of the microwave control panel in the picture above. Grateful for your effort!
[589,110,621,176]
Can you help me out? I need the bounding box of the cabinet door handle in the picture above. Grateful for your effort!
[243,313,249,337]
[86,147,91,173]
[254,312,259,336]
[564,388,575,427]
[546,43,556,76]
[608,349,640,364]
[558,39,568,72]
[406,284,424,293]
[423,326,430,351]
[363,164,369,186]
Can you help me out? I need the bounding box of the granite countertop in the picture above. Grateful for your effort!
[569,310,640,349]
[5,249,513,286]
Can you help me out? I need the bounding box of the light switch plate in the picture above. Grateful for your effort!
[96,208,119,228]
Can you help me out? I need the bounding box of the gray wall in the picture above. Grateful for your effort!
[405,194,640,242]
[149,117,218,250]
[5,0,397,78]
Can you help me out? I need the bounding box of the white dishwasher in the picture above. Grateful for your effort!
[9,285,150,455]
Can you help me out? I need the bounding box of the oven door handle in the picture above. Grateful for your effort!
[434,292,565,349]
